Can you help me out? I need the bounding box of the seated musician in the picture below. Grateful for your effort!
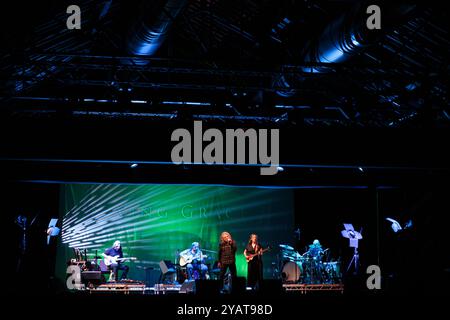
[102,240,129,281]
[307,239,324,260]
[179,242,208,280]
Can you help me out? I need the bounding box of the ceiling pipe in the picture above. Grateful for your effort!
[127,0,188,57]
[276,3,416,97]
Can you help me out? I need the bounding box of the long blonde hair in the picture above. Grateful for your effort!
[220,231,232,244]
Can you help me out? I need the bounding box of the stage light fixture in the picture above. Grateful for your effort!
[386,217,413,233]
[47,218,60,245]
[341,223,362,274]
[386,217,402,233]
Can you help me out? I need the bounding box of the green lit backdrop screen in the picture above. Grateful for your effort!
[57,184,294,281]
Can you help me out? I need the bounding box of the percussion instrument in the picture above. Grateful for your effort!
[281,261,302,283]
[279,244,294,251]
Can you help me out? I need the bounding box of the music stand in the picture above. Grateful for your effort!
[159,260,176,284]
[341,224,362,274]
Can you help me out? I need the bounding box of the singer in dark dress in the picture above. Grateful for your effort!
[244,234,263,289]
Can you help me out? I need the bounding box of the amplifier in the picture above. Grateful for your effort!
[145,267,161,287]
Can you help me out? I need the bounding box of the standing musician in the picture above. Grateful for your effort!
[179,242,208,280]
[244,234,264,289]
[218,232,237,281]
[102,240,129,281]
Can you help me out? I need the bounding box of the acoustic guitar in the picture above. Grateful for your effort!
[179,254,208,267]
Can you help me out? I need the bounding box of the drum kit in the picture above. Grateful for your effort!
[279,244,341,284]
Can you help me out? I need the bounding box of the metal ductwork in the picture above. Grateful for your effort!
[127,0,188,56]
[302,9,370,74]
[276,4,416,97]
[303,4,417,72]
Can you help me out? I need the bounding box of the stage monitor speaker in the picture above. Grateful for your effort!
[231,277,246,295]
[82,271,102,280]
[145,267,161,287]
[195,280,221,295]
[180,280,196,294]
[81,271,102,286]
[259,279,284,294]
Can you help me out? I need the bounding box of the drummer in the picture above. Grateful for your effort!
[307,239,324,260]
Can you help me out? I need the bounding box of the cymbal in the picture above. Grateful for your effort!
[279,244,294,251]
[283,252,303,260]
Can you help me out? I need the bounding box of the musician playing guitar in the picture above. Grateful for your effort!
[179,242,208,280]
[102,240,129,281]
[244,234,269,289]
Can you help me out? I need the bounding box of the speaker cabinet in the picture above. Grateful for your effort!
[195,279,221,295]
[81,271,102,286]
[145,267,161,287]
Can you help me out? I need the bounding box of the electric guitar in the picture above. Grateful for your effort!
[103,255,137,266]
[246,246,271,262]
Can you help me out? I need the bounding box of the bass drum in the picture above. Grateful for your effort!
[281,261,302,283]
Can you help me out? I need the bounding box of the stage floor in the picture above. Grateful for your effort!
[82,281,344,295]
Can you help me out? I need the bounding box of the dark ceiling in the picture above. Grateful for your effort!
[0,1,449,186]
[0,0,448,128]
